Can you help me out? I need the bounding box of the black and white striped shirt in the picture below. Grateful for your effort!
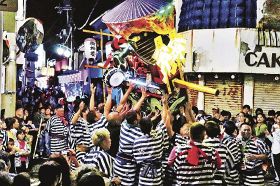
[90,115,108,133]
[0,129,8,151]
[222,135,241,185]
[173,141,218,185]
[46,115,70,153]
[114,120,143,186]
[238,137,269,186]
[203,137,234,184]
[82,146,114,177]
[157,121,170,170]
[71,118,92,147]
[171,133,189,146]
[133,129,164,186]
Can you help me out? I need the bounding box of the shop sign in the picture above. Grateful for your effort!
[245,52,280,68]
[183,28,280,74]
[241,47,280,74]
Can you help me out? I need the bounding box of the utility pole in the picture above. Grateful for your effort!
[55,0,73,70]
[0,11,3,117]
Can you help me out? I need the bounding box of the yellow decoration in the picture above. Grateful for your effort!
[172,78,220,96]
[152,36,173,84]
[152,31,188,84]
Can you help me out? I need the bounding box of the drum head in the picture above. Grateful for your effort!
[109,71,125,87]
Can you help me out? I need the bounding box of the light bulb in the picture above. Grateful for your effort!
[64,50,71,58]
[56,47,64,55]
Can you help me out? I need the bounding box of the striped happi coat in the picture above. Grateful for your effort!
[46,115,70,153]
[82,146,114,177]
[71,115,108,162]
[222,135,242,185]
[156,121,170,171]
[203,137,234,185]
[0,129,8,151]
[238,137,269,186]
[114,120,143,186]
[173,141,218,185]
[71,118,92,162]
[133,129,164,186]
[90,115,108,133]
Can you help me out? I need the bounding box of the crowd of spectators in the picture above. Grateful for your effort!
[0,84,279,185]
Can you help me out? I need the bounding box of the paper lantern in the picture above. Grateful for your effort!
[84,38,97,60]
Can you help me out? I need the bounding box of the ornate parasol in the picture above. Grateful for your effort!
[102,0,174,38]
[102,0,170,23]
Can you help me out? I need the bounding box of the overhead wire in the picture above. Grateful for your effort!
[75,0,101,30]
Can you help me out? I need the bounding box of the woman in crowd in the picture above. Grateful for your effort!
[254,113,268,138]
[235,112,246,129]
[5,118,20,141]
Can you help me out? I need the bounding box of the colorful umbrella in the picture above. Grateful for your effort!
[102,0,174,38]
[102,0,170,23]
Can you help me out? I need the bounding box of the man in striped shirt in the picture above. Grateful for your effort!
[170,123,220,185]
[222,121,241,185]
[238,123,269,186]
[0,121,8,151]
[45,105,70,154]
[70,102,91,161]
[133,117,164,186]
[114,88,147,186]
[203,120,234,185]
[82,128,114,178]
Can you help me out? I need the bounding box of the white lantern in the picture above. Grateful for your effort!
[84,38,97,60]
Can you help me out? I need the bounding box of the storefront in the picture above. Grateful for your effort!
[204,74,243,116]
[183,28,280,115]
[254,75,280,114]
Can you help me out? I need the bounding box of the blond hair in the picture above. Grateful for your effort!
[92,128,110,146]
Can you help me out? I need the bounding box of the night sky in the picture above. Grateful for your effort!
[26,0,122,56]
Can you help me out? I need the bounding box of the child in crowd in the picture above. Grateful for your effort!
[6,138,16,173]
[14,129,30,173]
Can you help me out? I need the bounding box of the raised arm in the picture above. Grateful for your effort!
[133,87,147,112]
[89,84,96,111]
[116,83,134,113]
[71,102,85,125]
[161,94,168,123]
[104,87,112,118]
[184,102,195,123]
[165,110,174,137]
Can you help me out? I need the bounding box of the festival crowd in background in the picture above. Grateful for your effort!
[0,83,279,186]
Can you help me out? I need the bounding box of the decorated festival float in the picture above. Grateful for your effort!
[83,0,219,113]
